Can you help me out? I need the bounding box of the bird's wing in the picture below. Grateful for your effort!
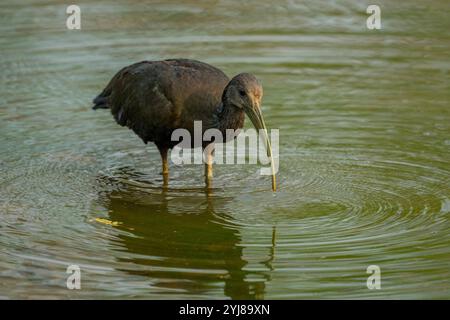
[161,59,230,130]
[93,59,230,144]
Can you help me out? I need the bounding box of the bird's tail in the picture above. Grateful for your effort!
[92,81,114,109]
[92,95,109,110]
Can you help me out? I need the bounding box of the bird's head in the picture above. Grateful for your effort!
[223,73,276,191]
[223,73,268,134]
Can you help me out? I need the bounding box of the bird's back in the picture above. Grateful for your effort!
[93,59,230,146]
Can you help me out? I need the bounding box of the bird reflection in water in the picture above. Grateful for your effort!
[95,167,276,299]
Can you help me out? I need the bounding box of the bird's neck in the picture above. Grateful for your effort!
[214,102,245,135]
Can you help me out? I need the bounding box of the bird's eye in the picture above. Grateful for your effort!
[239,90,246,97]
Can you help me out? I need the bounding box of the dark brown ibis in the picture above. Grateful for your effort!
[93,59,276,190]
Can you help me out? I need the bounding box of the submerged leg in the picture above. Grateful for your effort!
[158,146,169,186]
[204,147,214,188]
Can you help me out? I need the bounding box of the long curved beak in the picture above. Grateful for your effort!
[245,104,277,191]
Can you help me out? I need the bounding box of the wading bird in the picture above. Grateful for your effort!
[93,59,276,190]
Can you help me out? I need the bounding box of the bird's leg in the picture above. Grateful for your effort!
[158,146,169,186]
[204,146,214,188]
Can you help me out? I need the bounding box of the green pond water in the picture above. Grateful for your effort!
[0,0,449,299]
